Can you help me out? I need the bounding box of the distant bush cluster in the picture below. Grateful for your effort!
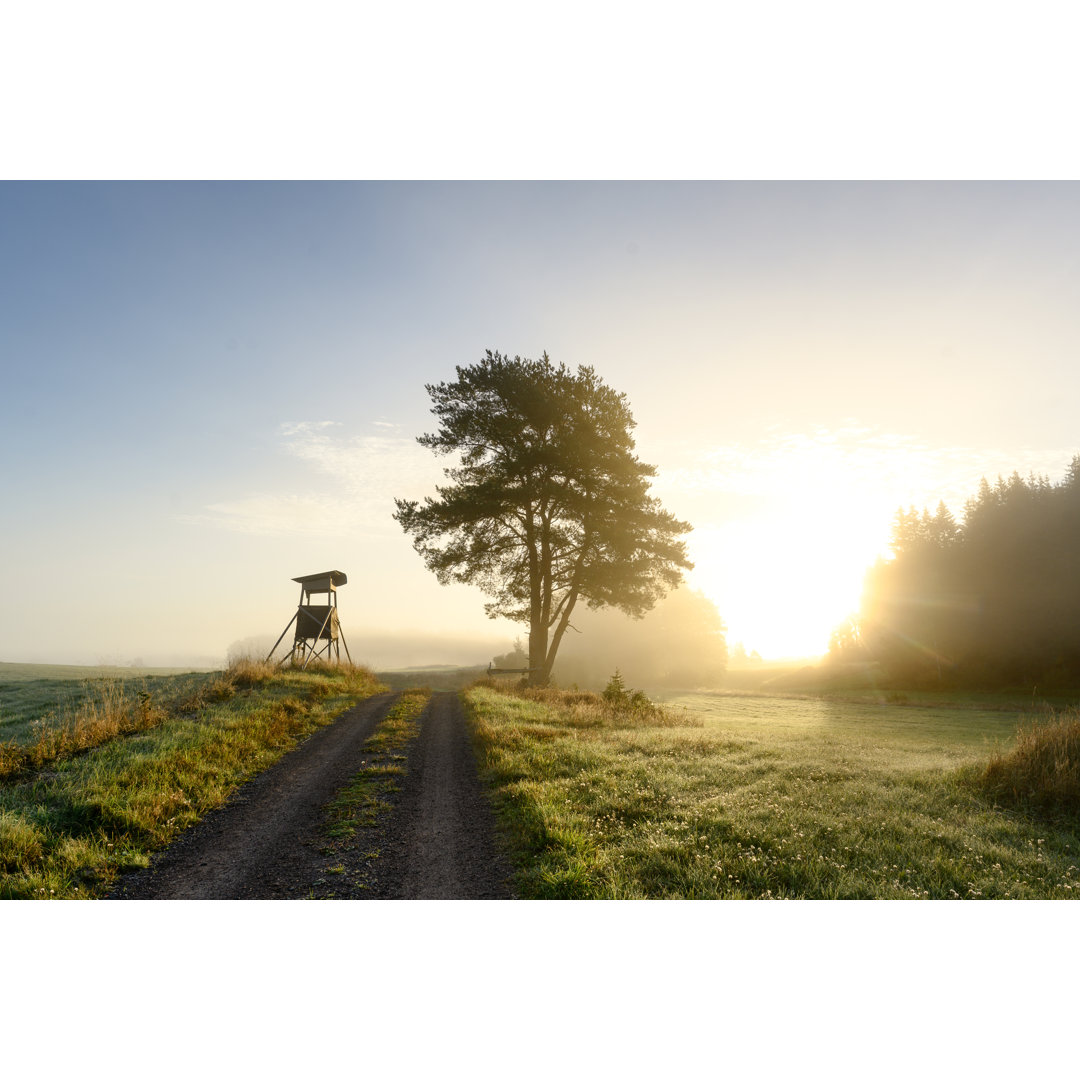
[834,456,1080,688]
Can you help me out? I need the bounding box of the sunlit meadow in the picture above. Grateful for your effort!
[466,685,1080,899]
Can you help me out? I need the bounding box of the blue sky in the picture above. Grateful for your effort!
[4,181,1080,664]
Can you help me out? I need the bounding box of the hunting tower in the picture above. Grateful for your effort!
[267,570,352,667]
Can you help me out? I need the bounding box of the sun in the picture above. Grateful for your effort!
[689,503,889,661]
[670,425,991,662]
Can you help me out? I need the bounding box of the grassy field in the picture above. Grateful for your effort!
[0,661,384,899]
[0,661,213,681]
[659,691,1026,751]
[0,662,215,745]
[722,659,1080,707]
[466,683,1080,899]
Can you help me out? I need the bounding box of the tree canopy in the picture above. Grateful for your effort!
[394,350,693,684]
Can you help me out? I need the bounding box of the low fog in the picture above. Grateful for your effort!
[494,588,728,691]
[228,628,513,671]
[228,588,727,689]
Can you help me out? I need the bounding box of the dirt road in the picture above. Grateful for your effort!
[111,691,514,900]
[359,691,514,899]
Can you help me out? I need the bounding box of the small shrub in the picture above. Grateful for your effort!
[601,671,671,722]
[602,670,631,708]
[984,709,1080,811]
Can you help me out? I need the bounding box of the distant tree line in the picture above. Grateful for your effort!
[832,456,1080,688]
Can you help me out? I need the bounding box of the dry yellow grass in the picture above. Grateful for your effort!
[0,680,168,780]
[227,658,278,685]
[984,708,1080,811]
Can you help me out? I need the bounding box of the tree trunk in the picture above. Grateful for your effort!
[527,512,547,686]
[543,590,579,687]
[528,562,548,686]
[528,622,548,686]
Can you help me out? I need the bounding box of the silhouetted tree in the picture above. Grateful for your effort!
[394,351,692,685]
[852,459,1080,687]
[930,501,959,547]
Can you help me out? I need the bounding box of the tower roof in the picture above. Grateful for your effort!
[292,570,347,589]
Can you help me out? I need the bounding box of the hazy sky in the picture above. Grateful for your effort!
[3,181,1079,666]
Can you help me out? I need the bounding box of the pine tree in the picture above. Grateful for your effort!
[394,351,692,685]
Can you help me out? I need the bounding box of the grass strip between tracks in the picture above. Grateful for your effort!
[315,688,431,891]
[0,662,385,899]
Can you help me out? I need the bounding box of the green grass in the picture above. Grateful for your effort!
[466,684,1080,899]
[0,661,384,899]
[659,691,1026,751]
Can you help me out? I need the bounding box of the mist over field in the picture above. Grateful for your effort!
[228,629,512,671]
[542,589,728,690]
